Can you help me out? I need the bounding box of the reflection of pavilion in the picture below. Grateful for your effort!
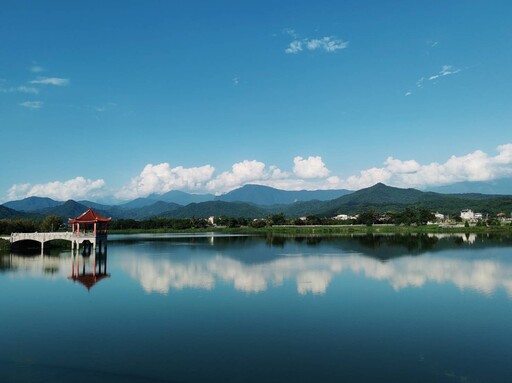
[69,253,110,291]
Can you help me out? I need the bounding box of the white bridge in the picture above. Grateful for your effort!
[2,231,107,253]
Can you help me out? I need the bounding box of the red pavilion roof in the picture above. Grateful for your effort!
[68,209,111,224]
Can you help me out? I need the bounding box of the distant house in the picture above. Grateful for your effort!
[334,214,349,220]
[460,209,474,220]
[207,216,215,225]
[434,212,445,220]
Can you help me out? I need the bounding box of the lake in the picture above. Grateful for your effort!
[1,233,512,382]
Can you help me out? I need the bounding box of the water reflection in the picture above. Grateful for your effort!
[0,251,110,291]
[2,234,512,297]
[120,233,512,297]
[69,253,110,291]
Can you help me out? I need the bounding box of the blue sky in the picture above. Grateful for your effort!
[1,0,511,202]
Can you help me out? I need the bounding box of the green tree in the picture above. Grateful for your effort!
[358,210,378,226]
[39,215,63,232]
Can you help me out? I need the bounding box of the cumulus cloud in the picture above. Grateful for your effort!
[116,163,215,200]
[293,156,330,178]
[18,101,43,109]
[30,77,69,86]
[285,35,348,54]
[7,177,106,201]
[206,160,269,193]
[330,144,512,190]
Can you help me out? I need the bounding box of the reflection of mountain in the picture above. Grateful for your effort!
[122,244,512,297]
[111,232,512,261]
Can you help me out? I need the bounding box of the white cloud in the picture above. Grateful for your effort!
[384,157,421,173]
[405,91,412,96]
[428,65,460,81]
[206,160,269,193]
[18,101,43,109]
[293,156,330,178]
[328,144,512,190]
[285,35,348,54]
[285,40,303,54]
[30,77,69,86]
[283,28,298,39]
[116,163,215,200]
[410,65,460,94]
[1,86,39,94]
[305,37,348,52]
[7,177,106,201]
[232,76,239,86]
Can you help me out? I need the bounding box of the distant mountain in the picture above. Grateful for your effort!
[282,183,512,217]
[3,196,62,212]
[114,201,182,219]
[215,184,352,205]
[160,201,268,219]
[150,190,214,205]
[78,200,115,211]
[117,197,160,209]
[0,205,30,219]
[428,178,512,195]
[35,200,111,219]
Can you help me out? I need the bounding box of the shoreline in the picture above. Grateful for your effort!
[106,224,512,235]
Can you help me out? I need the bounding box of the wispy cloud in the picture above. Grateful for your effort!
[0,85,39,94]
[232,76,239,86]
[409,65,461,94]
[18,101,43,109]
[285,32,348,54]
[30,65,44,73]
[30,77,69,86]
[428,65,460,81]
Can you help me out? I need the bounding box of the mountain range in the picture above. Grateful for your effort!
[1,182,512,220]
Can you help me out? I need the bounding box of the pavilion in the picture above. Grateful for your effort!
[68,209,111,254]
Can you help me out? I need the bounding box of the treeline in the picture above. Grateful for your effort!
[0,215,64,235]
[109,208,440,230]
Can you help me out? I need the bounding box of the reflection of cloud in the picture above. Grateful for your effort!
[123,251,512,297]
[124,254,343,295]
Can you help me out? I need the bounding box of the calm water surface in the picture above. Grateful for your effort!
[1,233,512,382]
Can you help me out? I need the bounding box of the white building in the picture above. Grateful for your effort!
[460,209,474,220]
[334,214,349,220]
[434,212,445,220]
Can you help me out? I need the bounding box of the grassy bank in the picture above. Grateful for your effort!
[109,224,512,236]
[0,239,10,252]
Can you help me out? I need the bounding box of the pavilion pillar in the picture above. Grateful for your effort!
[94,222,97,236]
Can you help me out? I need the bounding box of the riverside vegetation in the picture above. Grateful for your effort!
[1,208,511,248]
